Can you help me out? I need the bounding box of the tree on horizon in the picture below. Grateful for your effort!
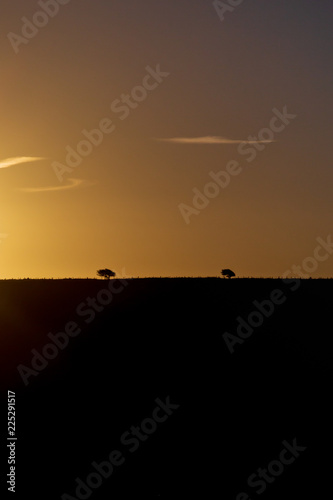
[221,269,235,279]
[97,269,116,280]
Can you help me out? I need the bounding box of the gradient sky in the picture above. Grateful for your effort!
[0,0,332,278]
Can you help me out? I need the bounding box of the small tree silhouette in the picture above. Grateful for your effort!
[221,269,235,279]
[97,269,116,280]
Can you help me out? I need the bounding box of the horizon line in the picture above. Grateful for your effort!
[0,276,331,281]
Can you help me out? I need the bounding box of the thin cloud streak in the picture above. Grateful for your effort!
[17,178,97,193]
[153,136,276,145]
[0,156,46,169]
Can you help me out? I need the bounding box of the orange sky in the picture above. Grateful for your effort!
[0,1,332,279]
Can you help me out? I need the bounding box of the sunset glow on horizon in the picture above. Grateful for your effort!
[0,1,332,279]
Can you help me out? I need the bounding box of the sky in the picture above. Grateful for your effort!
[0,0,332,279]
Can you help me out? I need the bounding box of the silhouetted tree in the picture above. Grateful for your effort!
[221,269,235,279]
[97,269,116,280]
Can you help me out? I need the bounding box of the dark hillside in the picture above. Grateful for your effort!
[1,278,332,499]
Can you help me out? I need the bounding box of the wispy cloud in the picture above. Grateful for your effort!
[153,136,276,145]
[0,156,46,169]
[17,178,97,193]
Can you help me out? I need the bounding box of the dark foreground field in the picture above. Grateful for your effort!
[1,278,332,499]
